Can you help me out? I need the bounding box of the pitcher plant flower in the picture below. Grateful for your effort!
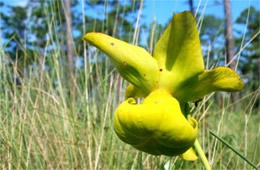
[83,11,244,168]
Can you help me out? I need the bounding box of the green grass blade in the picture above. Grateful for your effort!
[210,130,258,169]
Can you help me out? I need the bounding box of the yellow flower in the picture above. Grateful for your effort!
[83,11,244,160]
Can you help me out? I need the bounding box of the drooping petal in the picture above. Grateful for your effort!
[153,11,204,92]
[114,89,198,156]
[83,33,159,94]
[173,67,244,102]
[181,148,198,161]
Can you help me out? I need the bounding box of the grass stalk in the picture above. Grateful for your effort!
[210,130,258,169]
[194,139,212,170]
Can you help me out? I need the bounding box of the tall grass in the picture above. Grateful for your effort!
[0,0,259,169]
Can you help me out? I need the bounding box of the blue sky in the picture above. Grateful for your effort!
[142,0,259,26]
[1,0,259,26]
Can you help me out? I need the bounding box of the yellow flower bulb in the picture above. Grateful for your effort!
[114,89,198,156]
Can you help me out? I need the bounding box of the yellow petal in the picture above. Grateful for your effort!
[153,11,204,92]
[173,67,244,102]
[180,148,198,161]
[83,33,158,94]
[114,89,198,156]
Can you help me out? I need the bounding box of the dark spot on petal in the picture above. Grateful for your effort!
[110,42,114,46]
[159,68,163,72]
[123,61,128,66]
[143,74,146,77]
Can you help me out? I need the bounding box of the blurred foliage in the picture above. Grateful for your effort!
[0,0,141,85]
[235,6,260,91]
[199,14,225,67]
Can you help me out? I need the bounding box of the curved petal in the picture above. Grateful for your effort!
[83,33,158,94]
[153,11,204,92]
[173,67,244,102]
[114,89,198,156]
[181,148,198,161]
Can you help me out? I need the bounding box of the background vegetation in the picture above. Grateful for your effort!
[0,0,259,169]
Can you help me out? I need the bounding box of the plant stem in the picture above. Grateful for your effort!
[194,139,212,170]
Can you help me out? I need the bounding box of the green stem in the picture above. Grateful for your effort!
[194,139,212,170]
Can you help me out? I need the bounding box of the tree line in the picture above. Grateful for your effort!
[0,0,259,105]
